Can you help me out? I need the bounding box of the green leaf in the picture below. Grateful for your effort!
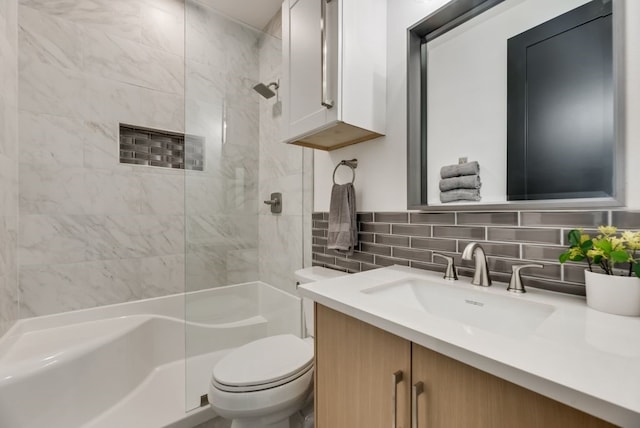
[580,240,593,253]
[559,252,570,263]
[570,255,585,262]
[595,239,612,253]
[593,255,602,265]
[610,250,630,263]
[634,263,640,279]
[568,230,582,247]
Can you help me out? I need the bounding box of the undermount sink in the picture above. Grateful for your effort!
[362,278,555,338]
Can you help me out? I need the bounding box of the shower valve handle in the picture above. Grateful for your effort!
[263,193,282,214]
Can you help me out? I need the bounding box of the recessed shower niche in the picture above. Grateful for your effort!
[119,124,205,171]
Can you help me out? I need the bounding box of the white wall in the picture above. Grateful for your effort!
[624,0,640,209]
[314,0,640,212]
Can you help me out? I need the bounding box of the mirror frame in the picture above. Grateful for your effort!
[406,0,626,211]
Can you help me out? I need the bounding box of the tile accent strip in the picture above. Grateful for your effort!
[311,210,640,296]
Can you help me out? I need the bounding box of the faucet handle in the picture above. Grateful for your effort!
[507,263,544,294]
[433,253,458,281]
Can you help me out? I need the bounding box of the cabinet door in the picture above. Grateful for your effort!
[285,0,338,140]
[315,304,411,428]
[412,344,615,428]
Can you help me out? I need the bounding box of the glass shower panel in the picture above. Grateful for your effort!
[184,1,308,414]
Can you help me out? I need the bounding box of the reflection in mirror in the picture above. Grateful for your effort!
[407,0,624,209]
[507,1,613,201]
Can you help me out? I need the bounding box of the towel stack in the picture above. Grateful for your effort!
[439,161,481,203]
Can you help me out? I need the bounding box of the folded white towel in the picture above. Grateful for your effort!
[440,161,479,179]
[440,188,481,203]
[439,174,481,192]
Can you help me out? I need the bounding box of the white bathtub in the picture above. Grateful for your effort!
[0,281,301,428]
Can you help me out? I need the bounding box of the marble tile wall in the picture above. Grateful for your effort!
[184,0,262,292]
[257,10,313,295]
[312,210,640,296]
[0,0,19,335]
[16,0,269,317]
[17,0,187,317]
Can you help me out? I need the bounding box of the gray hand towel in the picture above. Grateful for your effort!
[439,174,481,192]
[440,188,481,203]
[440,161,480,179]
[327,183,357,256]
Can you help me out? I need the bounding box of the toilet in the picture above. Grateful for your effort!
[208,267,347,428]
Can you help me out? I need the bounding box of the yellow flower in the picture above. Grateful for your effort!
[598,225,617,236]
[580,233,591,244]
[622,230,640,250]
[569,247,584,258]
[587,248,604,258]
[609,236,626,251]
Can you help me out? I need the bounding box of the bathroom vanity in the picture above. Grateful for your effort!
[299,266,640,427]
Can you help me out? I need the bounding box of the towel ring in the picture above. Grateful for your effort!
[333,159,358,185]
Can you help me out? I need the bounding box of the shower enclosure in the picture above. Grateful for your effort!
[184,0,312,414]
[2,0,310,423]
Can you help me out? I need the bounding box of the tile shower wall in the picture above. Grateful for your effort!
[257,10,313,294]
[312,210,640,295]
[0,0,18,335]
[184,1,262,291]
[17,0,186,317]
[16,0,266,317]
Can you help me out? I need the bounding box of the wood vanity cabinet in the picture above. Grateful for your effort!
[412,344,615,428]
[315,304,615,428]
[315,304,411,427]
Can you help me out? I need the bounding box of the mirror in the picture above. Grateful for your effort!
[407,0,625,210]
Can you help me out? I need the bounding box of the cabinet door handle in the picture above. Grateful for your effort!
[412,382,424,428]
[320,0,334,109]
[391,370,403,428]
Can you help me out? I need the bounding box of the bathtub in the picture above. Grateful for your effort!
[0,281,301,428]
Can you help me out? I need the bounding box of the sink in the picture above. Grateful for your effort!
[362,278,555,338]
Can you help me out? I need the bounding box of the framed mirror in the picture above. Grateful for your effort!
[407,0,626,210]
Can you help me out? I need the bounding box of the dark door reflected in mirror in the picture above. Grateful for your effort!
[507,1,613,201]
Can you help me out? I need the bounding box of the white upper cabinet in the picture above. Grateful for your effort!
[282,0,387,151]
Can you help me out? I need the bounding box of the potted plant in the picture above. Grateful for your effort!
[559,226,640,316]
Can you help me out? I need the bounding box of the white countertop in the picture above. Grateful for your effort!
[299,265,640,427]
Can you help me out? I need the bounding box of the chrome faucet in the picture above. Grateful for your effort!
[461,242,492,286]
[433,253,458,281]
[507,263,544,293]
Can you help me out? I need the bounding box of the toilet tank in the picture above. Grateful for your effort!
[295,267,348,337]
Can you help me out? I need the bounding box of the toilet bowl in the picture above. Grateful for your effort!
[208,267,347,428]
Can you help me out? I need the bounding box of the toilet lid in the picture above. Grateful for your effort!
[212,334,313,392]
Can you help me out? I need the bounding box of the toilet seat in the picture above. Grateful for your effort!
[212,334,313,393]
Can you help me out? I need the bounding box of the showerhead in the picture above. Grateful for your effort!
[253,81,279,99]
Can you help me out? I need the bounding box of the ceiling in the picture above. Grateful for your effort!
[199,0,283,31]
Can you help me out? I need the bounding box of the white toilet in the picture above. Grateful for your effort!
[208,267,347,428]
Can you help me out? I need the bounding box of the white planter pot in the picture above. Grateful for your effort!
[584,270,640,317]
